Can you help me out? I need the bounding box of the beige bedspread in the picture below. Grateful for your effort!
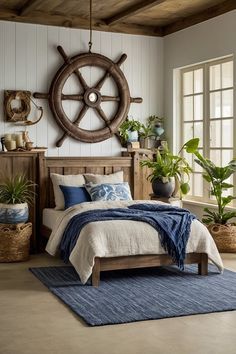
[46,200,224,284]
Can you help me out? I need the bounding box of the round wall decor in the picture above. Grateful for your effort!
[34,46,142,146]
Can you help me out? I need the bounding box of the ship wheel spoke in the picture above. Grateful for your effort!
[74,69,89,91]
[101,95,120,102]
[61,94,84,101]
[56,105,89,147]
[95,54,128,91]
[95,106,113,133]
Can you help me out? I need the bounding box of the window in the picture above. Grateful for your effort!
[180,57,235,204]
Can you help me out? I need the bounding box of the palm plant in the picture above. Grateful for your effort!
[0,174,36,205]
[183,138,236,224]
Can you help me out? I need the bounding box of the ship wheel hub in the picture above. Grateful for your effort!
[84,88,101,107]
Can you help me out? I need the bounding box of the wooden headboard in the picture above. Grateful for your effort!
[39,155,136,211]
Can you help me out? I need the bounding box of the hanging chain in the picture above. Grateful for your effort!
[88,0,93,53]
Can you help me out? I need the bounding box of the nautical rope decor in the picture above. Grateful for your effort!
[33,0,142,146]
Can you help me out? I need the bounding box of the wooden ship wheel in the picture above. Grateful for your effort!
[34,45,143,146]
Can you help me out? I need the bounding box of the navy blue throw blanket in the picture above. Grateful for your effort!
[60,203,196,270]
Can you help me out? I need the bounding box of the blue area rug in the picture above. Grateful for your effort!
[29,265,236,326]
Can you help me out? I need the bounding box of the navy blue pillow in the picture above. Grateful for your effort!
[59,185,91,209]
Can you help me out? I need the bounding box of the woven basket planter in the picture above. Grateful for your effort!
[0,222,32,262]
[207,224,236,253]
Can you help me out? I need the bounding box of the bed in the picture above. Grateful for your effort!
[39,153,223,286]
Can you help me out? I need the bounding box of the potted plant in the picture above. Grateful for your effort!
[147,115,165,137]
[139,122,156,149]
[0,174,36,224]
[118,117,142,145]
[183,138,236,252]
[140,143,192,198]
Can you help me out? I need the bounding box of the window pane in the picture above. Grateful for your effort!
[210,91,221,118]
[183,71,193,95]
[188,174,193,196]
[194,95,203,120]
[194,68,203,93]
[222,89,233,117]
[210,120,221,147]
[183,151,193,169]
[194,122,203,147]
[222,119,233,147]
[183,96,193,121]
[222,150,233,165]
[222,61,233,88]
[210,149,221,165]
[183,122,193,142]
[210,64,221,90]
[194,174,203,197]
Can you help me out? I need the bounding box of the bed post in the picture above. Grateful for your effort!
[198,253,208,275]
[92,258,101,287]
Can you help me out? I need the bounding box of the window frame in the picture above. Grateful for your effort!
[180,56,235,205]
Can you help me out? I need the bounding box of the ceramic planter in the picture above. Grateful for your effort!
[0,203,29,224]
[152,178,175,198]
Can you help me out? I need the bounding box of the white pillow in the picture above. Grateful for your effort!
[50,173,86,210]
[84,171,124,184]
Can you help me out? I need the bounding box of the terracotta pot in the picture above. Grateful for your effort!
[207,223,236,253]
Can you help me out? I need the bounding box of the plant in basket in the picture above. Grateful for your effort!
[183,138,236,252]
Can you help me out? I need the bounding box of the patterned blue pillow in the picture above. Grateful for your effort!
[59,185,91,209]
[85,182,133,201]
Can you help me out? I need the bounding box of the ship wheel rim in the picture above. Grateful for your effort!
[49,52,131,143]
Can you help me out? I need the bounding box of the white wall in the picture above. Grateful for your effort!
[0,21,164,156]
[164,10,236,151]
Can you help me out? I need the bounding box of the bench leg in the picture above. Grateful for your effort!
[92,257,100,287]
[198,253,208,275]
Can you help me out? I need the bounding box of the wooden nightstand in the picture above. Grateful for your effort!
[150,194,182,207]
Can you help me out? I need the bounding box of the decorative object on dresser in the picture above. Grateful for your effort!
[140,143,192,198]
[0,174,36,224]
[184,138,236,252]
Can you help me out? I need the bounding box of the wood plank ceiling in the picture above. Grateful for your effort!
[0,0,235,36]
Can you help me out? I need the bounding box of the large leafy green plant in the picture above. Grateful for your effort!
[0,174,36,204]
[140,144,192,195]
[183,138,236,224]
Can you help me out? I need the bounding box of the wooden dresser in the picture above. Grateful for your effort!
[0,150,45,252]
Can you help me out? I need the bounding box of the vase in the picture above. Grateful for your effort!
[0,203,29,224]
[152,178,175,198]
[127,130,138,142]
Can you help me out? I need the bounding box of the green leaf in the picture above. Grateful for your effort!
[183,138,200,153]
[180,182,190,195]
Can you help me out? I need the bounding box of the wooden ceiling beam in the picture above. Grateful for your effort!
[19,0,44,16]
[0,7,162,37]
[163,0,236,36]
[105,0,167,25]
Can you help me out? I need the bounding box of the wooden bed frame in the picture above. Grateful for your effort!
[38,152,208,286]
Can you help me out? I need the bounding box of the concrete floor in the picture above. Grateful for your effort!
[1,253,236,354]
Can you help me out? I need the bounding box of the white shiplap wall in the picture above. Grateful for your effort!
[0,21,163,156]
